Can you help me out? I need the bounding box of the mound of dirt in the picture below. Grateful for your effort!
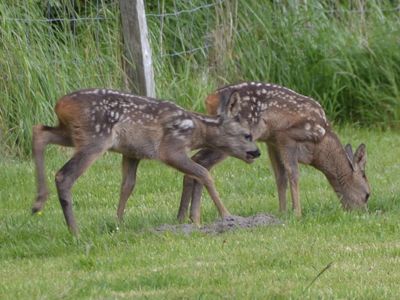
[153,214,282,234]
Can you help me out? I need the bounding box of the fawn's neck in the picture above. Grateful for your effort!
[312,131,353,194]
[191,113,222,149]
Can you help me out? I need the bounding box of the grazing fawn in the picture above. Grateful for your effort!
[32,88,260,234]
[178,82,370,223]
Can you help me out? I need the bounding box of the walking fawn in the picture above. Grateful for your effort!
[31,88,260,234]
[178,82,370,223]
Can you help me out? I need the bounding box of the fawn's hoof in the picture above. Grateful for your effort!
[31,201,45,214]
[222,215,235,222]
[177,214,186,224]
[32,192,49,214]
[220,211,232,219]
[189,216,201,227]
[32,206,42,214]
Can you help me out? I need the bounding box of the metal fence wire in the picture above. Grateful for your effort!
[0,0,229,84]
[1,0,399,87]
[1,0,399,156]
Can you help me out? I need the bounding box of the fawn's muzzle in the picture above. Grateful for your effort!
[246,149,261,159]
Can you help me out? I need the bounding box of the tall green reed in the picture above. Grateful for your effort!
[0,1,123,156]
[230,0,400,125]
[149,0,400,126]
[1,0,399,157]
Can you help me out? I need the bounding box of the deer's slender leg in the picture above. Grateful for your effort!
[55,145,105,235]
[117,156,140,221]
[177,149,212,222]
[177,149,227,223]
[275,136,301,217]
[32,124,72,214]
[288,158,301,216]
[286,159,300,216]
[189,150,227,223]
[162,151,230,225]
[267,143,288,212]
[177,176,194,223]
[189,181,203,224]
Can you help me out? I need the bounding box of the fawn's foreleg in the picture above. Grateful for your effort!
[274,136,301,217]
[188,150,227,223]
[177,149,227,223]
[267,143,288,213]
[163,150,230,225]
[177,175,195,223]
[55,145,105,235]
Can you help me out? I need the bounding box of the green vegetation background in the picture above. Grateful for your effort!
[1,1,400,298]
[1,127,400,299]
[0,0,399,156]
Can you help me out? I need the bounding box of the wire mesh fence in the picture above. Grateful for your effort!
[1,0,399,155]
[0,0,229,87]
[0,1,120,81]
[2,0,399,87]
[146,0,224,58]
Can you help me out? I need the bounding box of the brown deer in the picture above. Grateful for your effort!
[31,88,260,234]
[177,82,370,224]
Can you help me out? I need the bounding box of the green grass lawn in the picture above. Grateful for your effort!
[1,127,399,299]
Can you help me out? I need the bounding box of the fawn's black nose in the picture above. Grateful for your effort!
[247,149,261,158]
[365,193,370,202]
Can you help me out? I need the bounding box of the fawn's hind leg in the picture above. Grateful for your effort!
[32,124,72,214]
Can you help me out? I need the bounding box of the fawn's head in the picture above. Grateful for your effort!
[339,144,370,210]
[211,91,260,163]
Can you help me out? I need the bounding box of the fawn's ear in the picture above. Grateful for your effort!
[354,143,367,171]
[344,144,355,171]
[220,91,241,119]
[205,93,220,116]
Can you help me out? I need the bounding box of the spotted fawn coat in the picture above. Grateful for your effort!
[178,82,370,223]
[32,88,260,234]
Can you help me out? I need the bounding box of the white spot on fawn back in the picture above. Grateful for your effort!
[179,119,194,130]
[315,124,326,136]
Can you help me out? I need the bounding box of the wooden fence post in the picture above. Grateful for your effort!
[119,0,156,97]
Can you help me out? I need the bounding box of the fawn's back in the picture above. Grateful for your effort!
[56,88,203,159]
[206,82,330,143]
[33,87,260,234]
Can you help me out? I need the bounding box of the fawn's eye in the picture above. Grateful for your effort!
[244,134,252,141]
